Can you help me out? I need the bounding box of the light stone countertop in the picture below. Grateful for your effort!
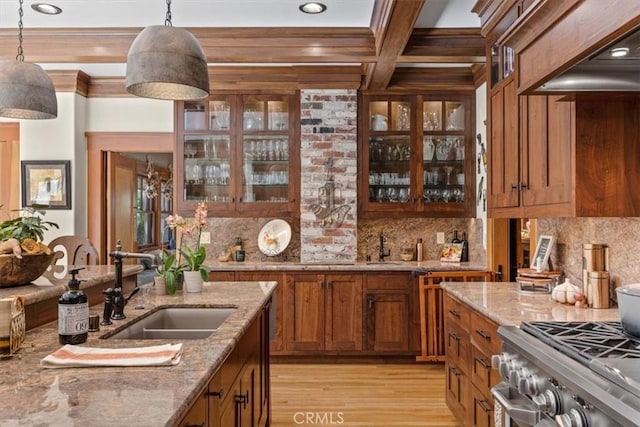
[208,260,487,272]
[0,264,142,306]
[440,282,620,325]
[0,281,277,427]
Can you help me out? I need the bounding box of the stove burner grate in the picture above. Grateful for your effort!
[521,321,640,365]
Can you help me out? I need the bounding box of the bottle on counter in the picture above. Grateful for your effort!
[416,238,423,262]
[452,230,460,244]
[234,237,245,262]
[460,232,469,262]
[58,267,89,345]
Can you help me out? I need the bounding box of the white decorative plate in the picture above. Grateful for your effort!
[258,219,292,256]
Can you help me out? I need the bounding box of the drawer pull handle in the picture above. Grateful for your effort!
[450,366,461,377]
[449,309,460,318]
[449,331,459,341]
[476,329,491,341]
[478,399,493,413]
[207,389,224,399]
[475,356,490,369]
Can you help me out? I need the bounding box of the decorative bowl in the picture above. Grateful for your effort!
[0,253,55,287]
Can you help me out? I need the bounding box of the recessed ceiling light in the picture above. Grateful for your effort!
[610,47,630,57]
[31,3,62,15]
[299,2,327,14]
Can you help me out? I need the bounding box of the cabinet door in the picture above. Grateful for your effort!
[177,388,208,427]
[445,361,471,424]
[285,273,325,351]
[324,274,363,352]
[236,94,300,217]
[365,292,410,352]
[471,384,494,427]
[488,78,520,211]
[521,95,573,209]
[359,95,417,216]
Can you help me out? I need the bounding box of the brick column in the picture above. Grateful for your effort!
[300,89,357,263]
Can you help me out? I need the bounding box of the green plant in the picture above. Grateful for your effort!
[0,206,59,243]
[179,246,210,281]
[155,250,184,295]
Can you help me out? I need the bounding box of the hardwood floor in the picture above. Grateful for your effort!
[270,363,462,426]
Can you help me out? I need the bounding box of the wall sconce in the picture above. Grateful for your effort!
[0,0,57,119]
[126,0,209,100]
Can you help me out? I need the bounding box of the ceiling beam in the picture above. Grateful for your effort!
[400,28,485,64]
[364,0,425,90]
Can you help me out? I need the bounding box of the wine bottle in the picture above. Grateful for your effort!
[460,232,469,262]
[451,230,460,244]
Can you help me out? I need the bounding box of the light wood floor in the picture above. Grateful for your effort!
[270,363,462,426]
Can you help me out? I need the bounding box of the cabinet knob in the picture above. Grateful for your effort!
[326,281,332,288]
[367,295,375,309]
[519,182,528,191]
[510,184,518,191]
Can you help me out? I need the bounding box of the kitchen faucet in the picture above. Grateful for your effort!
[378,232,391,262]
[104,240,157,322]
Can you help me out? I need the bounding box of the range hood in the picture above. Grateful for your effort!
[536,27,640,92]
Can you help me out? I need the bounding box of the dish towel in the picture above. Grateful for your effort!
[40,343,183,368]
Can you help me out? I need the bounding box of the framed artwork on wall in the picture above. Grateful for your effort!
[21,160,71,209]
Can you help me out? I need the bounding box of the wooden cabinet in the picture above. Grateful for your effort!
[179,302,270,427]
[364,272,414,354]
[484,1,640,218]
[359,93,475,219]
[444,293,501,427]
[175,92,300,217]
[285,273,363,353]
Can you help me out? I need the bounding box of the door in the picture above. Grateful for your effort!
[0,123,20,214]
[108,153,137,255]
[325,274,363,351]
[285,273,324,351]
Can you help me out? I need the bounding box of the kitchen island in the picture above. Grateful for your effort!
[0,281,277,426]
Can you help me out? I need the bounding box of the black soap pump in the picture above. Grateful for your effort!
[58,267,89,345]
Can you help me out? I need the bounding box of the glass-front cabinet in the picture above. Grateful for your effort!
[175,92,299,217]
[360,93,475,218]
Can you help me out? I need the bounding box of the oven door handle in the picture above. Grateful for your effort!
[491,382,541,426]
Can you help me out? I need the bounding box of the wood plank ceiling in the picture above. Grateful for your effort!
[0,0,485,95]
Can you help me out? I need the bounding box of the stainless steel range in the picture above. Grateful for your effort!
[492,321,640,426]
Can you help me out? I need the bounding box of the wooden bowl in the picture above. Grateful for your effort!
[0,253,55,287]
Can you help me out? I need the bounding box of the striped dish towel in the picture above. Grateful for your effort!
[40,343,183,368]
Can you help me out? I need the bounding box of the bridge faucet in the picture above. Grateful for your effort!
[107,240,158,320]
[378,232,391,262]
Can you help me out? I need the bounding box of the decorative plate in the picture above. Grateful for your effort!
[258,219,292,256]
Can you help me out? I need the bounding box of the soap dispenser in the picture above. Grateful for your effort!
[58,267,89,345]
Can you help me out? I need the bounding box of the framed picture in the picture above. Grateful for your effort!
[532,235,554,272]
[21,160,71,209]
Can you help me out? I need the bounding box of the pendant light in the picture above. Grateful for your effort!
[126,0,210,100]
[0,0,57,119]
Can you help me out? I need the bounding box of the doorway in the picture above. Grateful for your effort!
[86,132,174,260]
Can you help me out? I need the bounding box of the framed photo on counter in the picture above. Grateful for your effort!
[532,235,554,272]
[21,160,71,209]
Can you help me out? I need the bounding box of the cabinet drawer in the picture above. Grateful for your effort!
[445,324,469,368]
[470,344,500,392]
[365,272,411,291]
[469,311,500,356]
[471,383,494,427]
[445,360,471,424]
[444,295,470,332]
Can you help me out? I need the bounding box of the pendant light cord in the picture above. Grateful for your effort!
[16,0,24,61]
[165,0,172,26]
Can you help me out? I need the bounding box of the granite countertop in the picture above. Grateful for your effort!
[441,281,620,326]
[208,260,488,273]
[0,281,277,426]
[0,264,142,306]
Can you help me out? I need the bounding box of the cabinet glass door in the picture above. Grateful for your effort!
[184,135,231,203]
[368,136,411,204]
[240,96,291,205]
[422,100,466,206]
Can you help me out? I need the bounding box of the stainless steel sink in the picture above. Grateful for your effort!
[102,306,236,340]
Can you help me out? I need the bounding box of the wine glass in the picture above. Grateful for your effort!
[443,166,454,185]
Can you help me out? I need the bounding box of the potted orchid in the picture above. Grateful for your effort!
[154,249,183,296]
[166,202,210,292]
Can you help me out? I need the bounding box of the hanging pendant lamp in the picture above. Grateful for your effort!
[0,0,57,119]
[126,0,209,100]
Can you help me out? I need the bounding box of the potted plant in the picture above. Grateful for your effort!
[166,202,210,293]
[155,249,184,296]
[0,206,59,287]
